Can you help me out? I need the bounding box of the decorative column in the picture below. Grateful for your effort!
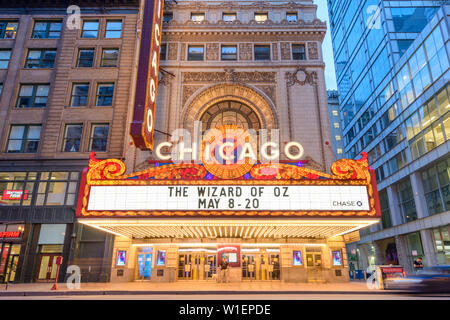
[420,229,438,266]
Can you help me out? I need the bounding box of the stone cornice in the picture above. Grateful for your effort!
[163,18,327,29]
[165,1,317,11]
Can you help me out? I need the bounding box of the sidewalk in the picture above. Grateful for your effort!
[0,280,399,296]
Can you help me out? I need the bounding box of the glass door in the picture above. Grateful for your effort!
[137,253,152,280]
[205,254,217,279]
[268,254,281,280]
[242,254,256,280]
[37,254,62,281]
[178,254,192,279]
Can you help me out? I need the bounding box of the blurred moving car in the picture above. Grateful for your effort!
[385,265,450,292]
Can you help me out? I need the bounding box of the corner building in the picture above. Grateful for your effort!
[328,1,450,273]
[75,0,380,284]
[0,0,140,283]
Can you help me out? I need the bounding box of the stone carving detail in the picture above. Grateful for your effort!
[239,43,253,60]
[182,85,203,106]
[308,42,319,60]
[180,43,186,61]
[168,43,178,60]
[280,42,291,60]
[165,1,326,13]
[255,85,276,104]
[159,73,172,86]
[272,43,278,61]
[285,68,318,87]
[206,43,220,61]
[183,71,276,83]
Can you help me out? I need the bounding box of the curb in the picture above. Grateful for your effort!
[0,290,412,297]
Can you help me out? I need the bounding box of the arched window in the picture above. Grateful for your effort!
[200,101,261,131]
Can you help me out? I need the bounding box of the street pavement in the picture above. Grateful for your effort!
[0,281,449,299]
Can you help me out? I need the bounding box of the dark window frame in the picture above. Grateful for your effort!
[0,21,18,39]
[221,45,237,61]
[254,44,270,60]
[77,48,95,68]
[31,20,62,39]
[159,44,167,61]
[6,124,42,153]
[62,124,83,152]
[292,44,306,60]
[25,49,57,69]
[16,84,50,108]
[95,83,115,106]
[286,12,298,22]
[101,48,119,67]
[70,83,90,107]
[89,123,110,152]
[81,20,99,39]
[187,45,204,61]
[105,20,123,39]
[0,49,11,69]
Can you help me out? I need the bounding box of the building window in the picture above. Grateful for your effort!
[0,49,11,69]
[0,83,3,96]
[25,49,56,69]
[191,13,205,23]
[105,20,122,38]
[96,83,114,106]
[334,122,340,128]
[63,124,83,152]
[0,172,36,206]
[292,44,306,60]
[286,12,298,22]
[332,110,339,116]
[81,20,99,38]
[379,189,392,229]
[335,135,341,141]
[31,21,62,39]
[422,165,444,216]
[16,84,49,108]
[163,12,173,23]
[187,45,204,61]
[221,45,237,61]
[70,83,90,107]
[397,179,417,223]
[432,226,450,265]
[101,48,119,67]
[254,45,270,60]
[35,172,79,206]
[77,48,95,67]
[222,13,237,22]
[255,13,268,23]
[160,44,167,61]
[0,21,18,39]
[6,125,41,153]
[337,148,343,154]
[89,124,109,152]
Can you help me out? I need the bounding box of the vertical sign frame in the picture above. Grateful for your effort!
[130,0,165,150]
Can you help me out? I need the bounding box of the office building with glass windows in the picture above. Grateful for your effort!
[328,1,449,273]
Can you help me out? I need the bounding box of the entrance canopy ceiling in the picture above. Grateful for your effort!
[78,218,378,240]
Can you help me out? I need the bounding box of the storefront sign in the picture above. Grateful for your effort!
[0,231,21,238]
[130,0,165,150]
[2,190,28,200]
[87,184,370,212]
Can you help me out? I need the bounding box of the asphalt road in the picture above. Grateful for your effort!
[1,293,449,300]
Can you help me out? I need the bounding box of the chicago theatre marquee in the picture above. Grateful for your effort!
[77,0,381,283]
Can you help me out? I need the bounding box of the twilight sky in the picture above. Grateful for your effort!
[313,0,338,90]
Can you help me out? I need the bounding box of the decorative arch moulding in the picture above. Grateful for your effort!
[76,152,382,220]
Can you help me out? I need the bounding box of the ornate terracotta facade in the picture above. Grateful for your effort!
[125,0,333,179]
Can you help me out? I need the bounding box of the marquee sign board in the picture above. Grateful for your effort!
[76,152,381,219]
[130,0,164,150]
[87,185,370,212]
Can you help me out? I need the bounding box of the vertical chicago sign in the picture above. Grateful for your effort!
[130,0,165,150]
